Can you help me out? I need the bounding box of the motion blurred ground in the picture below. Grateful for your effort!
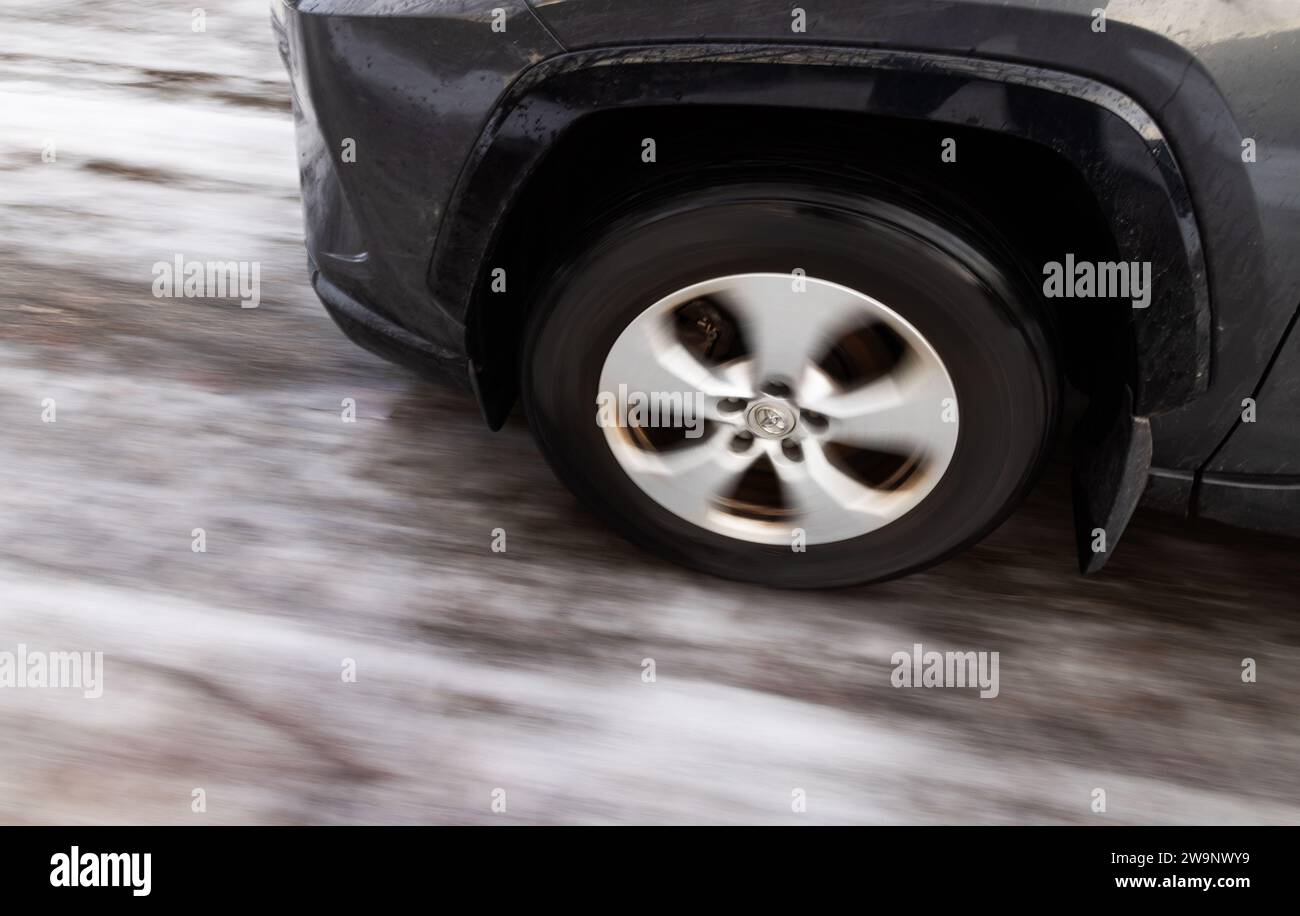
[1,0,1297,824]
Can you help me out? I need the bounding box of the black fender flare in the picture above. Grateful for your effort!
[437,44,1212,426]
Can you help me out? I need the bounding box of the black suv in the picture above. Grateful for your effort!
[274,0,1300,586]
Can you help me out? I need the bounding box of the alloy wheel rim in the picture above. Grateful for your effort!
[597,273,960,545]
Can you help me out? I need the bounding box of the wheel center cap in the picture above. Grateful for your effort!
[746,402,796,439]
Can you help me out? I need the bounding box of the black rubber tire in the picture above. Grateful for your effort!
[521,182,1058,588]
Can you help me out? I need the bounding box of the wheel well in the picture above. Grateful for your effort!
[471,104,1128,424]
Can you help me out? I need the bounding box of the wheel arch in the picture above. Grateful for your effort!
[436,45,1211,429]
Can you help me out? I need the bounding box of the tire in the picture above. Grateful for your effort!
[521,181,1058,588]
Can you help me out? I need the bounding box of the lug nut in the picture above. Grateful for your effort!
[781,439,804,462]
[800,409,828,432]
[730,431,755,453]
[760,378,794,398]
[718,397,747,414]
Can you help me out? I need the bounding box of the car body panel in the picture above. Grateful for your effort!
[1197,474,1300,535]
[274,0,564,380]
[1208,311,1300,475]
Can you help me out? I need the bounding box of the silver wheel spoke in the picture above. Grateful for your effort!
[610,319,752,398]
[772,440,894,540]
[717,275,860,388]
[618,429,758,522]
[804,354,957,455]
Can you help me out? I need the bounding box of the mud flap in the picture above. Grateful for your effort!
[1072,386,1153,573]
